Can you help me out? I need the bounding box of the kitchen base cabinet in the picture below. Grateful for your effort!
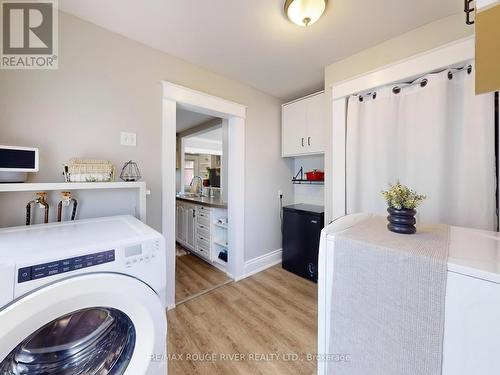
[176,200,229,272]
[175,201,196,252]
[186,205,196,250]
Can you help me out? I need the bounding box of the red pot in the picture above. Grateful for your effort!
[305,170,324,181]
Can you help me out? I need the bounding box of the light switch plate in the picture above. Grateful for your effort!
[120,132,137,147]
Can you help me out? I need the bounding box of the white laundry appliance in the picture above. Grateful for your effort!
[318,213,500,375]
[0,215,167,374]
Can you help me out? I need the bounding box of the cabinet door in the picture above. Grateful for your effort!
[442,272,500,375]
[282,211,322,282]
[282,211,305,274]
[476,2,500,94]
[282,100,307,156]
[305,93,326,154]
[176,137,180,170]
[175,204,183,242]
[180,206,188,243]
[186,206,196,250]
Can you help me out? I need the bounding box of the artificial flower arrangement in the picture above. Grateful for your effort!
[382,182,426,234]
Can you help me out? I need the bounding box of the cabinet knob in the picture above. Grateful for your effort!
[301,138,304,147]
[308,137,311,146]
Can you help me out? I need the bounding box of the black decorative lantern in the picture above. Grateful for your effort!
[120,161,141,182]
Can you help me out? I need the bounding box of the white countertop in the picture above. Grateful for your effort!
[325,214,500,284]
[447,226,500,284]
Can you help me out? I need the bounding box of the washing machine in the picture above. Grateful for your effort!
[0,215,167,374]
[318,213,500,375]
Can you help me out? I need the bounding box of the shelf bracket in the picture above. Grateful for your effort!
[293,167,304,182]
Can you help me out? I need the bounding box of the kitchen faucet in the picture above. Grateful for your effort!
[190,176,203,195]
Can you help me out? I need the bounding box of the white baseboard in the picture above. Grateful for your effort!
[240,248,282,280]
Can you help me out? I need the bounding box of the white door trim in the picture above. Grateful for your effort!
[161,82,247,308]
[329,36,475,221]
[163,82,246,119]
[330,36,475,99]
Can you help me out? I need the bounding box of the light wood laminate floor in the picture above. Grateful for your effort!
[168,265,318,374]
[175,245,231,303]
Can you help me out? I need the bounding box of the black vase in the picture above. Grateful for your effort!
[387,208,417,234]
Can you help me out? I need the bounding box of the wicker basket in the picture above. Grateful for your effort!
[64,159,115,182]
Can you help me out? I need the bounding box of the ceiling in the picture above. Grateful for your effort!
[187,127,223,144]
[60,0,462,100]
[176,109,216,133]
[185,127,223,155]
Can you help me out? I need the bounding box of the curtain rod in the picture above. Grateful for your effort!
[357,64,473,102]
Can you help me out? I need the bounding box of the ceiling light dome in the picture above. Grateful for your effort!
[285,0,327,27]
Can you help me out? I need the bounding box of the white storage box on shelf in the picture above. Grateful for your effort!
[318,213,500,375]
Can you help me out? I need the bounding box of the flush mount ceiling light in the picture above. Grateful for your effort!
[284,0,328,27]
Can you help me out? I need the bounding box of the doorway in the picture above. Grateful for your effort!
[162,82,246,309]
[174,111,232,304]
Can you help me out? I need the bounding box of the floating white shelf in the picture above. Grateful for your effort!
[0,181,149,193]
[214,222,228,229]
[214,257,228,266]
[213,240,228,249]
[0,181,150,222]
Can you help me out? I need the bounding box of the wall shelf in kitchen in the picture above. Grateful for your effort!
[214,240,229,249]
[291,179,324,185]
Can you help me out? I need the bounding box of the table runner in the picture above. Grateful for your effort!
[328,216,449,375]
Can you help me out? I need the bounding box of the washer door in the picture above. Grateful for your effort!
[0,273,166,375]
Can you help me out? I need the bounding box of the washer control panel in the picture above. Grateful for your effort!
[18,250,115,283]
[124,241,160,268]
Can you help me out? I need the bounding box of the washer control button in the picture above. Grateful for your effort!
[18,267,31,283]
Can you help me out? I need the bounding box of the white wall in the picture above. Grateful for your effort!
[324,14,472,87]
[0,11,294,262]
[292,155,325,206]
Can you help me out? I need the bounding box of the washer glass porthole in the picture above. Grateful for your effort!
[0,307,136,374]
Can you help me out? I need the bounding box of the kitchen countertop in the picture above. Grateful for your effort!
[176,195,227,208]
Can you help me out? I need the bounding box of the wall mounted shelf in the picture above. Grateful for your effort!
[0,181,149,222]
[214,257,228,266]
[214,240,228,249]
[292,179,324,185]
[214,222,228,229]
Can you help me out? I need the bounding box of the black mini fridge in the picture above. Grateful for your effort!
[282,204,324,282]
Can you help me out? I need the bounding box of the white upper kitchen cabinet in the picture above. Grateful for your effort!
[282,96,308,156]
[282,91,326,157]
